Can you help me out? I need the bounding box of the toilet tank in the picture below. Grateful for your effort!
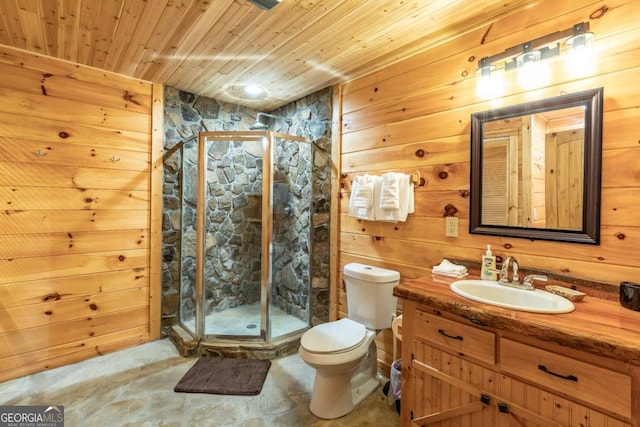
[344,263,400,330]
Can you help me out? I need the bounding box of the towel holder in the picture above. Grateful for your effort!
[351,171,422,187]
[411,170,421,187]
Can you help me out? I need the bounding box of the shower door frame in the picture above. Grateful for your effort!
[194,131,311,342]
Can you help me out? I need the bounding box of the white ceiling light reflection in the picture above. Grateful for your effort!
[243,84,265,98]
[224,84,269,101]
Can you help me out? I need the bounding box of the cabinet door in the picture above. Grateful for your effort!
[407,340,631,427]
[494,368,631,427]
[409,340,501,427]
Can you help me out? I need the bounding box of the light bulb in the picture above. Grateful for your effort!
[516,49,548,90]
[476,65,504,99]
[565,32,594,78]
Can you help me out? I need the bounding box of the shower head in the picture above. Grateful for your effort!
[249,121,269,130]
[249,112,292,130]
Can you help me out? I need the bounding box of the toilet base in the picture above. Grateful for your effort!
[308,340,380,419]
[350,371,380,409]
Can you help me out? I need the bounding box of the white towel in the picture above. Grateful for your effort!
[433,259,467,273]
[375,173,414,222]
[431,270,469,279]
[348,174,378,220]
[379,173,400,209]
[432,259,468,278]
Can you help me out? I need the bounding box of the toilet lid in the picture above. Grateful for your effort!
[301,318,366,353]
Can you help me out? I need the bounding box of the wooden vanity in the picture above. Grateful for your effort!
[394,275,640,427]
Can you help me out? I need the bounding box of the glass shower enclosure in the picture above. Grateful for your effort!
[180,131,312,342]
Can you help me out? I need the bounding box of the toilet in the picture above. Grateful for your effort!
[298,262,400,419]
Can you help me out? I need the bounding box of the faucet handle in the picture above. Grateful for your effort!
[511,260,520,284]
[523,274,548,287]
[500,256,512,280]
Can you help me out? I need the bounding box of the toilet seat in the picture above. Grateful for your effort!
[300,318,366,354]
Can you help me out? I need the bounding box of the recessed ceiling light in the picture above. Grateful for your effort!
[243,84,265,97]
[223,84,269,101]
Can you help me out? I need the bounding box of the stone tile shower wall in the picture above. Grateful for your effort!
[200,139,265,316]
[161,86,332,336]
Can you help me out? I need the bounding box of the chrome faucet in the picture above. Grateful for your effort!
[500,256,520,285]
[497,256,549,290]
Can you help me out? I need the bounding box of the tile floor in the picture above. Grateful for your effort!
[0,339,401,426]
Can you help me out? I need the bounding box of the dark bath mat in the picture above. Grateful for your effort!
[174,357,271,396]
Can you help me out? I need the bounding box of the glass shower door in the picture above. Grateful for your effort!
[269,135,312,339]
[181,131,312,342]
[178,138,197,334]
[199,135,266,338]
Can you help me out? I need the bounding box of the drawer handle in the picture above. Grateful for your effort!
[538,364,578,382]
[438,329,463,341]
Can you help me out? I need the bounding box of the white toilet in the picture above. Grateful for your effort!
[298,262,400,419]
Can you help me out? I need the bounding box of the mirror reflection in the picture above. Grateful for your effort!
[470,88,603,244]
[481,106,585,230]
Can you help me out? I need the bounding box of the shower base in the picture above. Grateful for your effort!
[170,302,308,360]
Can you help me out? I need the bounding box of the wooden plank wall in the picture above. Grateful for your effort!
[0,45,161,382]
[336,0,640,375]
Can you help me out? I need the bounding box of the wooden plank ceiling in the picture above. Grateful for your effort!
[0,0,532,110]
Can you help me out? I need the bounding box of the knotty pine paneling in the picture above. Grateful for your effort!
[0,269,149,308]
[0,287,149,334]
[0,111,151,152]
[0,87,151,133]
[0,136,151,172]
[336,0,640,376]
[0,44,161,382]
[0,307,149,360]
[0,187,149,210]
[0,210,149,234]
[0,327,148,385]
[0,62,152,113]
[0,230,148,259]
[0,163,150,190]
[1,249,150,284]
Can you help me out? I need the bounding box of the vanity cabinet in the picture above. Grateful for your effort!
[401,301,633,427]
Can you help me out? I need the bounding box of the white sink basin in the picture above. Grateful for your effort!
[450,280,574,314]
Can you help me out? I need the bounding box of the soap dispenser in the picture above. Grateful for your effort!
[480,245,497,281]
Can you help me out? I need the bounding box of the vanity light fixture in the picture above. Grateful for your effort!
[475,22,593,99]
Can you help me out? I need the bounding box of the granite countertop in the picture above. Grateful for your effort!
[394,275,640,365]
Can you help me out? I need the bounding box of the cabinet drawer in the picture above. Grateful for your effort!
[414,310,495,365]
[500,338,631,419]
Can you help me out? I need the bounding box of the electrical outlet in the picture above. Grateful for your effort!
[445,216,458,237]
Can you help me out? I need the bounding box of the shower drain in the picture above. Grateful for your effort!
[246,324,257,329]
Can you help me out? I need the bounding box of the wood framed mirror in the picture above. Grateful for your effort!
[470,88,603,244]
